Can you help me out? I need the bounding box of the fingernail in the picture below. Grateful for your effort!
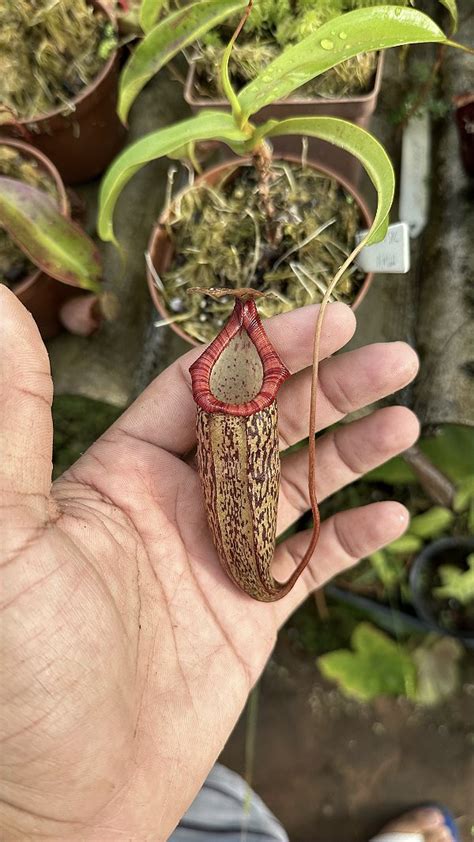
[417,807,444,827]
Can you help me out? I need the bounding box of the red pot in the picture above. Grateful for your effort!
[146,156,374,347]
[3,0,126,185]
[1,137,76,339]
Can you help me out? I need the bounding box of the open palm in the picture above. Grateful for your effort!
[1,287,419,841]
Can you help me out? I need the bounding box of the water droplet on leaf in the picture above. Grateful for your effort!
[339,31,347,40]
[320,38,334,50]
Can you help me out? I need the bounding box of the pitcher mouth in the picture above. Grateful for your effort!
[189,297,290,417]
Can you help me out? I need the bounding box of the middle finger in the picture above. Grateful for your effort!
[277,405,420,534]
[277,341,419,450]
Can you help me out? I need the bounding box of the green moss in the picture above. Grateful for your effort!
[0,0,117,122]
[52,395,122,479]
[159,162,364,343]
[244,0,292,34]
[287,598,367,656]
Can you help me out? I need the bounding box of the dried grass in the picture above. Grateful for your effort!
[158,162,364,343]
[0,0,116,122]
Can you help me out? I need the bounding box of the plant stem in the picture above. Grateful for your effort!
[220,0,253,128]
[252,141,277,244]
[314,588,329,621]
[403,445,456,508]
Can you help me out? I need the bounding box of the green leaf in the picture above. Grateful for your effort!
[318,622,417,701]
[420,425,474,483]
[263,116,394,244]
[238,7,446,120]
[119,0,247,123]
[369,550,404,590]
[438,0,458,33]
[409,506,454,539]
[139,0,168,33]
[365,455,417,485]
[454,475,474,513]
[0,178,101,292]
[435,554,474,606]
[98,111,249,244]
[385,534,423,555]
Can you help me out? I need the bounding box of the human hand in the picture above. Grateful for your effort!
[0,287,419,841]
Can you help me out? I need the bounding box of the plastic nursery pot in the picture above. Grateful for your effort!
[325,584,439,638]
[409,537,474,647]
[184,54,384,184]
[453,93,474,178]
[146,155,374,347]
[0,137,80,340]
[3,0,126,185]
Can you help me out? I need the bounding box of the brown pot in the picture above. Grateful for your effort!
[184,54,384,183]
[3,0,126,185]
[1,137,77,340]
[146,156,374,347]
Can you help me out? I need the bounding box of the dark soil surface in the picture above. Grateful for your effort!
[221,632,474,842]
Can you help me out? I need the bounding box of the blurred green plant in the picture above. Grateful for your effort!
[330,426,474,614]
[366,425,474,486]
[435,554,474,606]
[317,623,463,704]
[318,622,418,701]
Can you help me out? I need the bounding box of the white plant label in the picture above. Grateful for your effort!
[355,222,411,274]
[399,111,431,238]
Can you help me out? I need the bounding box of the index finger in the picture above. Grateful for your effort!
[114,302,356,456]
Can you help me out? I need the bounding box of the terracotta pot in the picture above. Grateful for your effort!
[184,54,384,183]
[1,137,76,339]
[146,155,374,347]
[3,0,126,185]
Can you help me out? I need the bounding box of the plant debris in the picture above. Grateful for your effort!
[0,145,59,287]
[157,161,364,343]
[0,0,117,122]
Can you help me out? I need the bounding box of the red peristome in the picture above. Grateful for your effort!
[189,299,290,416]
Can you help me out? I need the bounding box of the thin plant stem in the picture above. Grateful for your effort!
[298,238,369,578]
[220,0,253,128]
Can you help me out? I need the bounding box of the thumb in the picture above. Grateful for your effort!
[0,286,53,517]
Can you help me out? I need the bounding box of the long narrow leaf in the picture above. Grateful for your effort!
[139,0,168,33]
[119,0,247,123]
[264,117,395,245]
[438,0,458,33]
[98,111,249,244]
[238,7,446,120]
[0,178,102,291]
